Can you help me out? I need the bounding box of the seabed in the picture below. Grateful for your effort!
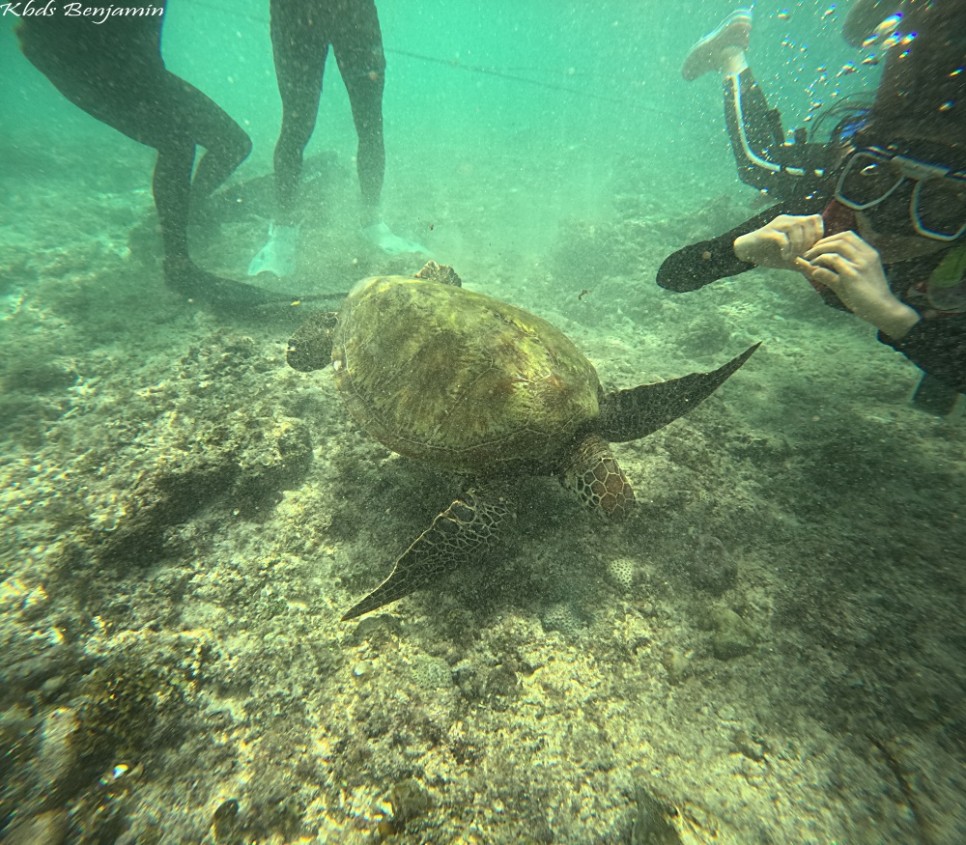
[1,137,964,844]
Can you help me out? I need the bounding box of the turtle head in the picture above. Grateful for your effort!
[414,260,462,287]
[287,310,339,372]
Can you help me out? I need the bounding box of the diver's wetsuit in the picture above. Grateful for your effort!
[657,210,966,394]
[16,1,280,310]
[656,197,825,293]
[270,0,386,223]
[661,64,964,403]
[723,69,833,202]
[662,68,846,294]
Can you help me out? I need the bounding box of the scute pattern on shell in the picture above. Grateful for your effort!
[331,275,602,474]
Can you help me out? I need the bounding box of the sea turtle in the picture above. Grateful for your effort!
[287,262,758,620]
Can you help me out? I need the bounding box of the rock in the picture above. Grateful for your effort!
[390,777,432,824]
[731,729,767,762]
[211,799,244,845]
[410,654,454,690]
[346,614,403,645]
[2,640,88,697]
[628,785,682,844]
[483,664,519,708]
[540,601,584,638]
[34,707,84,802]
[452,660,483,701]
[660,648,692,684]
[606,557,636,592]
[686,535,737,596]
[711,607,756,660]
[3,809,69,845]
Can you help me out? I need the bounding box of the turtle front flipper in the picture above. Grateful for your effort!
[561,433,636,519]
[597,343,760,442]
[341,491,508,621]
[287,310,340,372]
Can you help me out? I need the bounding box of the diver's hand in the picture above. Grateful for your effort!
[799,230,920,339]
[733,214,824,270]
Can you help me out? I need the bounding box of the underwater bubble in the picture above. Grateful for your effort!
[876,12,903,35]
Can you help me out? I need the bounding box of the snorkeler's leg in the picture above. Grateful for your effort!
[337,2,428,256]
[165,75,252,200]
[335,4,386,228]
[21,27,291,311]
[271,0,328,225]
[248,0,328,278]
[344,72,385,229]
[681,8,752,81]
[723,68,785,189]
[154,140,195,266]
[155,142,296,310]
[723,69,829,200]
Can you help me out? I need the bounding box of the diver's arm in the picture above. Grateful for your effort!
[656,229,754,292]
[656,198,826,292]
[878,315,966,393]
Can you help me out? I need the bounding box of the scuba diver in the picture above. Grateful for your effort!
[16,0,295,312]
[662,0,965,413]
[248,0,428,279]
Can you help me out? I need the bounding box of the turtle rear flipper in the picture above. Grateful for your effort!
[597,343,760,442]
[341,491,508,621]
[560,433,635,519]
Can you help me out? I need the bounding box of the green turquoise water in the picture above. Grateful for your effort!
[1,3,963,844]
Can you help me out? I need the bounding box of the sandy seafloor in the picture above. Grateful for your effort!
[1,128,965,845]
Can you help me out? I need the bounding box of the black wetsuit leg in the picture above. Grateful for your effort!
[142,75,252,263]
[270,0,331,223]
[270,0,386,223]
[20,17,251,248]
[723,69,830,201]
[331,0,386,221]
[18,12,271,309]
